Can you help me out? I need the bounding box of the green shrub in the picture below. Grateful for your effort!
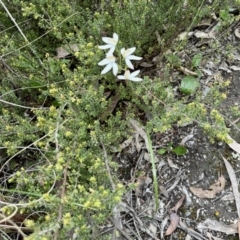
[0,0,234,239]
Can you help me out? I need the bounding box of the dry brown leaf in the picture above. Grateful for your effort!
[180,134,194,145]
[206,232,225,240]
[167,158,179,169]
[165,195,185,236]
[235,28,240,39]
[56,44,79,59]
[190,175,225,199]
[230,65,240,71]
[238,219,240,240]
[179,66,198,76]
[194,31,215,39]
[171,195,185,212]
[227,134,240,154]
[165,212,180,236]
[135,176,151,197]
[222,156,240,219]
[139,62,153,67]
[159,185,169,198]
[100,94,120,121]
[197,218,238,235]
[111,136,133,152]
[178,31,194,40]
[129,119,149,151]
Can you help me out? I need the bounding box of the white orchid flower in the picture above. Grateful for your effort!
[121,47,142,69]
[98,54,118,76]
[98,33,119,55]
[117,70,142,82]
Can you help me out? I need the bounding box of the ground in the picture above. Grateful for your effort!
[103,20,240,240]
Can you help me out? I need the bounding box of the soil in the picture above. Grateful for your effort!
[106,20,240,240]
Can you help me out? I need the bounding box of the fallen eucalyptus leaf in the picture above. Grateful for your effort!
[178,31,194,40]
[171,195,185,212]
[165,212,180,236]
[167,158,179,169]
[227,134,240,154]
[179,66,198,76]
[190,175,225,199]
[230,66,240,71]
[56,44,79,59]
[130,119,149,151]
[135,176,152,197]
[222,156,240,218]
[139,62,154,67]
[180,134,194,145]
[197,218,238,235]
[194,31,215,39]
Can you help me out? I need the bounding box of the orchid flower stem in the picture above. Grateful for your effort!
[147,131,159,213]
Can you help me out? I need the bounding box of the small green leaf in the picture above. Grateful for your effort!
[158,148,167,155]
[165,53,181,67]
[172,146,187,155]
[192,53,202,68]
[180,76,199,94]
[27,80,42,87]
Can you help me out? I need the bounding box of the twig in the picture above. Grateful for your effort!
[53,109,70,240]
[0,170,56,207]
[0,0,43,66]
[109,218,132,240]
[100,139,115,191]
[53,159,70,240]
[178,219,208,240]
[0,12,78,59]
[0,118,69,172]
[0,98,47,110]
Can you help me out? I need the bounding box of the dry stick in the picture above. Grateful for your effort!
[0,0,43,66]
[100,139,122,240]
[178,220,208,240]
[0,98,48,110]
[0,118,69,172]
[53,113,69,240]
[0,12,78,59]
[110,218,132,240]
[53,159,70,240]
[100,139,115,191]
[0,213,27,238]
[0,205,18,224]
[0,170,56,207]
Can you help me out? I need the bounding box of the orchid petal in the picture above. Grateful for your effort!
[128,55,142,60]
[120,48,125,55]
[98,58,110,66]
[101,63,112,74]
[113,33,119,42]
[112,63,118,76]
[102,37,114,44]
[130,77,143,82]
[126,47,136,56]
[125,59,134,69]
[106,48,115,56]
[121,47,136,58]
[130,70,140,77]
[98,44,112,50]
[117,75,125,80]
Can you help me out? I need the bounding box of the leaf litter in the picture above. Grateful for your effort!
[101,9,240,240]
